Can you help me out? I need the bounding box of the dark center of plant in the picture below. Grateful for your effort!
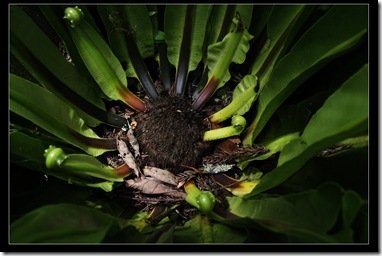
[135,96,211,173]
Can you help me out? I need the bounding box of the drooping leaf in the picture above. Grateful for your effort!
[228,183,354,242]
[10,74,115,156]
[246,64,368,196]
[10,204,121,243]
[244,5,367,144]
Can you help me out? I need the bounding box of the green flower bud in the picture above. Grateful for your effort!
[197,191,216,214]
[44,145,66,169]
[63,6,84,28]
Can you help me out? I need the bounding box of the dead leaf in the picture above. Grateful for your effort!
[127,126,140,158]
[143,166,179,186]
[116,137,141,177]
[125,177,185,198]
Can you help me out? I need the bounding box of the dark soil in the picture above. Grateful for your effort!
[135,96,212,173]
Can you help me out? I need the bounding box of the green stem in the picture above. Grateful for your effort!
[203,115,246,141]
[184,181,216,214]
[209,84,257,123]
[44,145,126,182]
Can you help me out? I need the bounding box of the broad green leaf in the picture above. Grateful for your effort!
[66,11,145,111]
[249,5,273,39]
[10,6,105,110]
[10,74,113,156]
[164,5,212,73]
[228,183,347,242]
[300,68,368,147]
[10,6,109,127]
[250,5,307,81]
[248,132,300,162]
[98,5,155,81]
[246,65,368,196]
[123,5,155,58]
[206,25,254,89]
[68,18,126,99]
[97,6,132,75]
[202,5,253,61]
[39,6,104,88]
[244,5,367,145]
[173,214,247,243]
[10,204,121,243]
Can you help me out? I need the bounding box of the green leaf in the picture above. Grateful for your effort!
[97,5,158,99]
[10,74,114,156]
[56,153,125,182]
[173,214,247,243]
[206,24,253,89]
[250,5,309,85]
[202,5,253,61]
[10,6,107,126]
[97,6,132,75]
[300,67,368,147]
[10,204,121,243]
[66,10,145,111]
[247,64,368,196]
[123,5,155,59]
[192,15,254,110]
[209,74,258,123]
[164,5,212,73]
[249,5,273,39]
[244,5,368,145]
[228,183,345,242]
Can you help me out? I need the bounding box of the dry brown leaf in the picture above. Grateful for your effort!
[143,166,179,186]
[125,177,185,198]
[116,137,141,177]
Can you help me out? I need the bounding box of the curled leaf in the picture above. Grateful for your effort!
[116,137,141,177]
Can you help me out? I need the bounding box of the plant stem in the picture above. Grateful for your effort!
[123,28,159,99]
[203,115,246,141]
[158,42,172,91]
[192,16,245,110]
[173,5,195,96]
[209,83,257,123]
